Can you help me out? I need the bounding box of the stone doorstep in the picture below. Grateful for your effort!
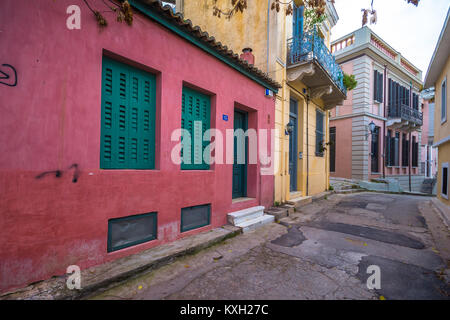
[0,225,242,300]
[287,196,312,207]
[238,214,274,233]
[227,206,265,225]
[280,204,295,214]
[265,206,291,222]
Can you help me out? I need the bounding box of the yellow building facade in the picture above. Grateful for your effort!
[176,0,346,203]
[425,8,450,206]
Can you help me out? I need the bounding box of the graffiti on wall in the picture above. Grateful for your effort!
[0,64,17,87]
[36,163,80,183]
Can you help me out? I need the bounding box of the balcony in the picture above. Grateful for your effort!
[287,27,347,108]
[387,103,423,129]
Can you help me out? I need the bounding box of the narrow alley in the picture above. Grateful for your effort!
[90,193,450,300]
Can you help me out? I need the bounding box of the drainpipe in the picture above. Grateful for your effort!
[409,84,413,192]
[409,131,412,192]
[266,0,271,74]
[306,93,310,196]
[383,65,387,179]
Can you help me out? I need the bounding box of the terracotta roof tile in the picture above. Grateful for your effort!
[134,0,281,90]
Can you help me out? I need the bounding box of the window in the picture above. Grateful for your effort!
[394,132,400,166]
[442,162,449,199]
[412,136,419,168]
[412,93,419,110]
[293,5,304,38]
[330,127,336,172]
[388,79,393,108]
[315,109,325,156]
[107,212,157,252]
[181,87,211,170]
[442,78,447,123]
[402,133,409,167]
[386,129,392,166]
[388,79,413,115]
[371,126,380,173]
[181,204,211,232]
[100,56,156,169]
[374,70,383,103]
[385,130,399,167]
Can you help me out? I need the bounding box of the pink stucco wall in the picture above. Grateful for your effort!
[330,117,352,178]
[0,0,275,293]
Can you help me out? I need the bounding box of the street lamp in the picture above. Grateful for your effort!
[285,121,294,135]
[366,121,376,140]
[368,121,376,134]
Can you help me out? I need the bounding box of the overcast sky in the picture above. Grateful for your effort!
[330,0,449,80]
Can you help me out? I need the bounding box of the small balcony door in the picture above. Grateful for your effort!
[293,4,304,38]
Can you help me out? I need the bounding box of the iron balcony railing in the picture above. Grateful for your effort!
[287,27,347,95]
[388,103,423,126]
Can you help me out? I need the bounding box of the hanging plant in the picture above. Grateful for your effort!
[303,7,327,32]
[343,73,357,91]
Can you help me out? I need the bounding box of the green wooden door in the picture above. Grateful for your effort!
[289,99,298,192]
[100,56,156,169]
[232,110,247,198]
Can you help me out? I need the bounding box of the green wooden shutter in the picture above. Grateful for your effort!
[181,87,210,170]
[378,72,383,102]
[100,56,156,169]
[374,71,378,101]
[374,71,383,102]
[315,110,324,156]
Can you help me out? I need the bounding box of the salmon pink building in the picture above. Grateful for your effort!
[329,27,425,191]
[0,0,279,293]
[420,89,438,180]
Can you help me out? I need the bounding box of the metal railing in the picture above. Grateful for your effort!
[388,103,423,125]
[287,26,346,95]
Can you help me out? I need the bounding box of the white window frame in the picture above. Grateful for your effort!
[442,162,449,200]
[441,77,447,124]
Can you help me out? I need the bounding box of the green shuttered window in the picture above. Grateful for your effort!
[181,87,211,170]
[315,109,324,157]
[374,70,383,103]
[100,56,156,169]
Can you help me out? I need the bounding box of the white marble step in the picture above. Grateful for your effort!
[227,206,265,225]
[236,214,275,233]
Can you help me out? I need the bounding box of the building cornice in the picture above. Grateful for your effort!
[335,46,422,89]
[330,111,387,122]
[424,7,450,88]
[433,135,450,148]
[332,27,422,86]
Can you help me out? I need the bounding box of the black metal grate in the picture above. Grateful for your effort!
[181,204,211,232]
[107,212,157,252]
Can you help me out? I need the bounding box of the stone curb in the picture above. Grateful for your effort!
[430,198,450,229]
[0,225,242,300]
